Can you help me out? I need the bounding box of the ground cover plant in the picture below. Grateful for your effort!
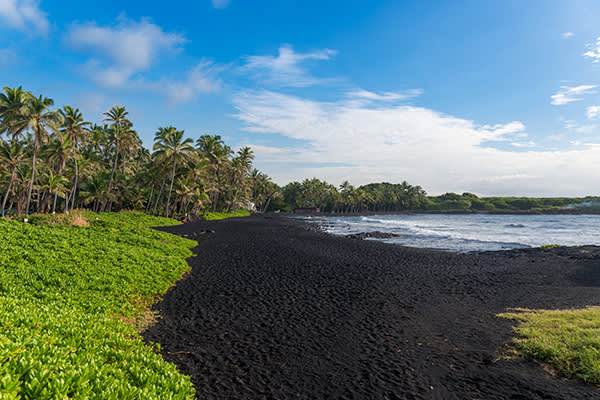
[499,307,600,384]
[0,211,197,399]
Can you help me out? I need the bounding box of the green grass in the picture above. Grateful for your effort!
[540,244,561,250]
[499,307,600,384]
[0,211,196,399]
[203,209,251,220]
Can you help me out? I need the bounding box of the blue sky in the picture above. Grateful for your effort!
[2,0,600,196]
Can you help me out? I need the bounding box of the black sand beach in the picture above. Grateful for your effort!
[144,215,600,399]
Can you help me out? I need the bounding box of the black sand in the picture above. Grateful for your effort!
[143,215,600,399]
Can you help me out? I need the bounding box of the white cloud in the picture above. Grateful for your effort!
[347,89,423,103]
[138,61,223,105]
[0,0,48,35]
[233,90,600,196]
[562,32,574,39]
[583,37,600,62]
[67,16,186,87]
[510,141,536,148]
[211,0,230,8]
[65,16,222,105]
[560,117,598,134]
[586,105,600,119]
[551,85,596,105]
[240,44,338,87]
[480,121,526,140]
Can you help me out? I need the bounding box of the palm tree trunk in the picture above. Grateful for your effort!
[1,171,15,217]
[102,136,119,212]
[212,164,220,212]
[154,178,165,215]
[24,149,37,215]
[165,158,177,218]
[146,185,154,212]
[52,192,58,213]
[70,159,79,211]
[262,196,272,213]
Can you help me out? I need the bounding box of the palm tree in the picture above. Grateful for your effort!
[0,87,29,136]
[0,139,26,216]
[40,169,69,213]
[43,132,75,211]
[153,126,195,218]
[59,106,90,211]
[197,134,232,211]
[102,106,130,211]
[79,173,108,212]
[8,94,59,214]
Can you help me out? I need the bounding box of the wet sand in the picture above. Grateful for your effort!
[143,215,600,399]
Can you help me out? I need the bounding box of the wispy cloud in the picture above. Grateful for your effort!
[136,61,224,105]
[583,37,600,62]
[551,85,597,105]
[562,32,574,39]
[233,90,600,196]
[211,0,230,8]
[0,47,17,65]
[240,44,338,87]
[67,16,186,87]
[0,0,49,36]
[560,117,597,134]
[587,105,600,119]
[346,89,423,103]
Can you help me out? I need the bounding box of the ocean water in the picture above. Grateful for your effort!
[302,214,600,252]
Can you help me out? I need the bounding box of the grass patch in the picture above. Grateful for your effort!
[499,306,600,384]
[203,209,251,221]
[540,244,561,250]
[0,211,196,399]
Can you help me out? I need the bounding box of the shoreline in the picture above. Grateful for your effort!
[283,209,600,217]
[144,215,600,399]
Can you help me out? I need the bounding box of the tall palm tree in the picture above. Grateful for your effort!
[0,139,26,216]
[8,94,59,214]
[153,126,195,218]
[43,132,75,212]
[102,106,130,211]
[59,106,89,211]
[197,134,232,211]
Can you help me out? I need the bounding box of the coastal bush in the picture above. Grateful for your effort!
[499,307,600,384]
[0,211,196,398]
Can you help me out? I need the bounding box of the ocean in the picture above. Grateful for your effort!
[301,214,600,252]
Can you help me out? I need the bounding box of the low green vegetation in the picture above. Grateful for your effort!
[540,244,561,250]
[0,211,196,399]
[499,307,600,384]
[203,209,251,220]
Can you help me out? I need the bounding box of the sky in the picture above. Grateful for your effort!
[2,0,600,196]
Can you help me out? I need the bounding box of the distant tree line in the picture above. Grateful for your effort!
[271,179,600,214]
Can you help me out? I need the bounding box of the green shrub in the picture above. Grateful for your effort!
[0,211,196,399]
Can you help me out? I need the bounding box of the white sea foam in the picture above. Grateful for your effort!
[305,214,600,252]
